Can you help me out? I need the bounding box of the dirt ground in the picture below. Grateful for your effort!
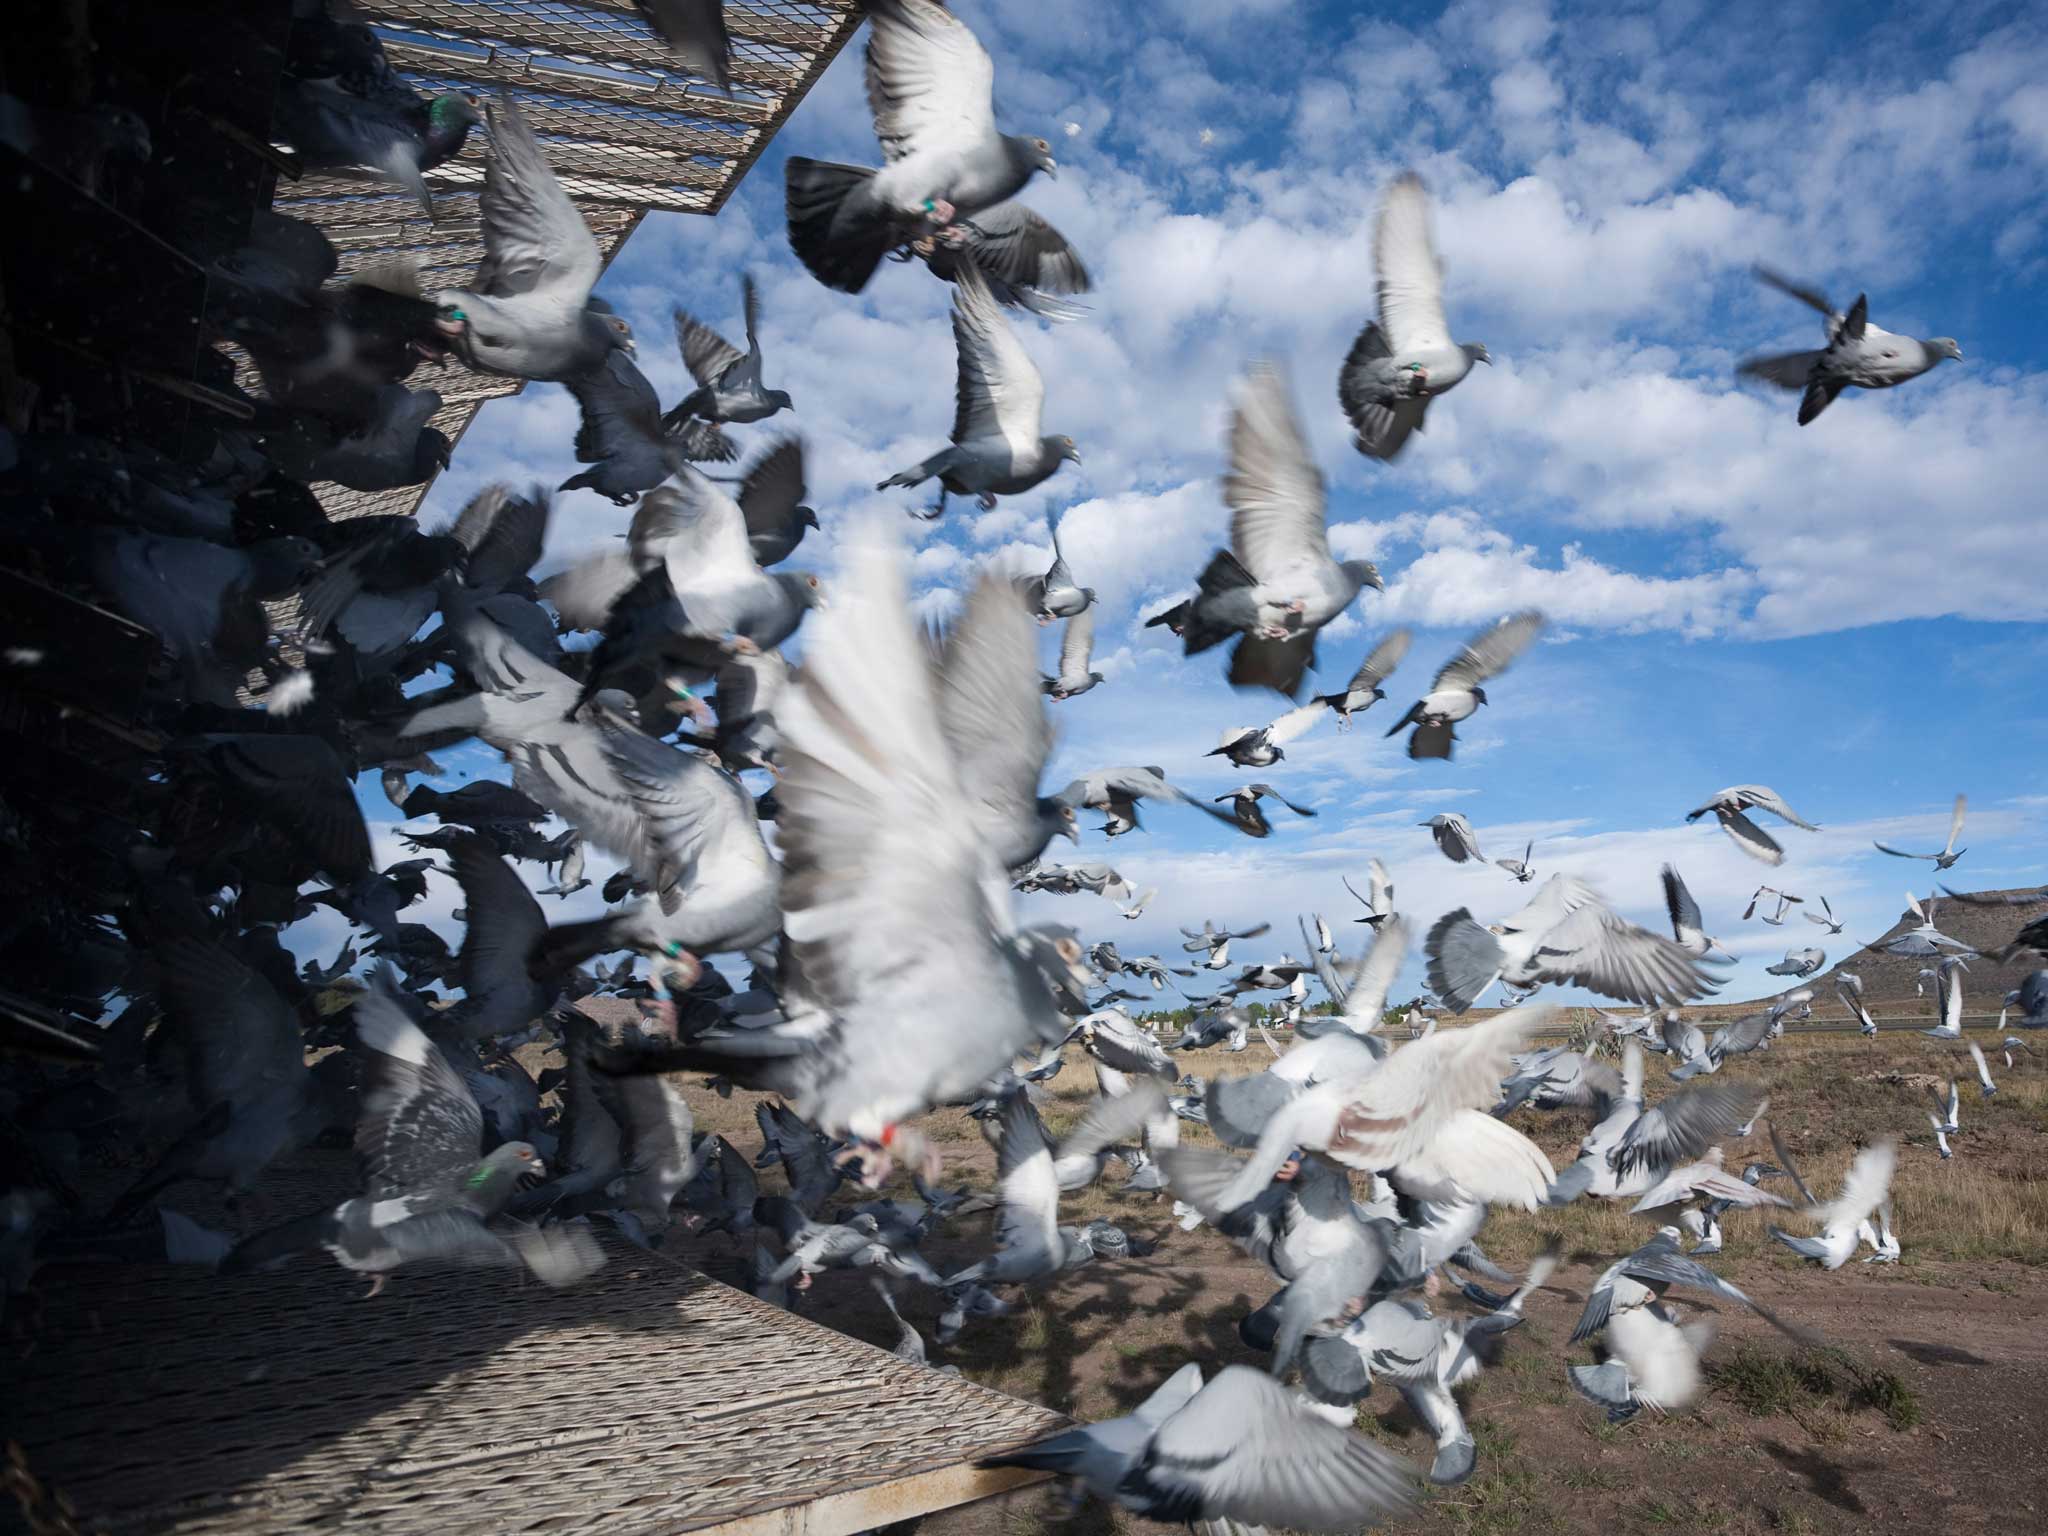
[674,1023,2048,1536]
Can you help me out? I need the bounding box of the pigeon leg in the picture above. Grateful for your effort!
[360,1273,389,1301]
[975,492,998,511]
[720,634,761,658]
[925,198,957,225]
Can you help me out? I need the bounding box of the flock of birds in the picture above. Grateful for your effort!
[1,2,2041,1531]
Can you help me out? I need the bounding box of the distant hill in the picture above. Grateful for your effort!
[1734,885,2045,1010]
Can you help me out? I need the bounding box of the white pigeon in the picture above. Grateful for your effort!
[1686,784,1818,866]
[1769,1141,1897,1269]
[1969,1040,1996,1098]
[1338,170,1489,460]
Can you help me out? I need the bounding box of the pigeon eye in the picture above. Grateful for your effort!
[517,1148,534,1160]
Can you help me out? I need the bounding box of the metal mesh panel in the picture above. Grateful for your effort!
[268,0,863,524]
[4,1154,1066,1535]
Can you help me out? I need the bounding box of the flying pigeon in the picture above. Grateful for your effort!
[1495,840,1536,884]
[1215,783,1317,839]
[1208,701,1326,768]
[981,1363,1419,1529]
[1804,896,1845,934]
[1874,794,1968,870]
[1041,606,1103,700]
[221,973,603,1296]
[433,95,634,381]
[1338,171,1490,459]
[907,202,1091,320]
[784,0,1060,294]
[1765,947,1824,978]
[1768,1140,1897,1270]
[1385,611,1546,760]
[634,2,733,94]
[1427,876,1718,1014]
[1014,507,1094,623]
[1147,365,1383,698]
[1685,784,1818,866]
[1737,267,1961,425]
[876,261,1078,516]
[733,438,820,566]
[1659,866,1728,959]
[1422,812,1484,864]
[1310,628,1413,726]
[665,274,793,434]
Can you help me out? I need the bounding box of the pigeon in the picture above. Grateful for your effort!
[905,202,1090,321]
[1544,1042,1767,1204]
[1215,783,1317,839]
[1805,896,1845,934]
[1921,955,1968,1039]
[1339,171,1490,459]
[1345,860,1397,927]
[634,1,733,94]
[1310,628,1414,727]
[557,351,694,506]
[272,14,480,217]
[1146,363,1382,698]
[783,0,1059,295]
[1769,1141,1898,1270]
[1208,702,1326,768]
[1857,1202,1902,1264]
[1870,892,1979,959]
[221,972,603,1296]
[1041,606,1103,700]
[1014,507,1094,623]
[1968,1039,1997,1098]
[1836,972,1878,1036]
[434,95,634,381]
[1495,840,1536,884]
[1428,876,1718,1015]
[876,262,1077,516]
[594,528,1091,1173]
[730,438,819,567]
[1423,812,1485,864]
[980,1363,1420,1530]
[1055,766,1242,839]
[1874,794,1968,870]
[1658,866,1728,960]
[1685,784,1818,866]
[1737,267,1962,425]
[1765,947,1824,979]
[665,275,793,433]
[1384,611,1546,760]
[1573,1226,1804,1344]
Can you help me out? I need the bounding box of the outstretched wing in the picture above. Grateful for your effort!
[1373,171,1450,355]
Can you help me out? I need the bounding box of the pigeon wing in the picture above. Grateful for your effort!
[738,438,808,543]
[1344,627,1414,693]
[672,307,744,387]
[1225,362,1330,591]
[949,261,1045,451]
[353,971,484,1201]
[863,0,999,165]
[1434,610,1546,692]
[473,94,600,305]
[937,569,1056,855]
[1373,171,1451,355]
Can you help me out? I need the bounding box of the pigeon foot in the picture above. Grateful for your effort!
[360,1273,388,1300]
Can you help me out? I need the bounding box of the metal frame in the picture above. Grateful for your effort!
[272,0,863,521]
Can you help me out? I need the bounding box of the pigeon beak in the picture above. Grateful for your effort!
[623,336,639,357]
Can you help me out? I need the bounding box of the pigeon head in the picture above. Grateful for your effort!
[425,93,483,150]
[1014,135,1058,178]
[797,506,821,530]
[1926,338,1963,362]
[1470,685,1490,706]
[1050,435,1081,465]
[1341,558,1384,592]
[597,310,637,357]
[470,1142,545,1198]
[778,570,827,610]
[1463,342,1493,366]
[766,389,795,412]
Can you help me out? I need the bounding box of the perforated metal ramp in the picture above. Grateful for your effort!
[4,1230,1062,1535]
[272,0,863,521]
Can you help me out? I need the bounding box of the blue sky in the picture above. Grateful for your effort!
[341,0,2048,1008]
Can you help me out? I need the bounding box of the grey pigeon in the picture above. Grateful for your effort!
[1685,784,1819,866]
[559,350,702,506]
[1423,812,1484,864]
[909,202,1090,320]
[736,438,819,566]
[1208,701,1326,768]
[783,0,1059,294]
[1339,171,1490,459]
[665,274,793,431]
[1737,267,1961,425]
[435,95,634,381]
[1216,783,1317,839]
[1041,606,1103,700]
[981,1362,1419,1530]
[1496,840,1536,884]
[1428,876,1716,1014]
[1054,765,1242,839]
[1311,628,1414,726]
[1385,611,1546,760]
[634,1,732,93]
[221,972,603,1296]
[1765,946,1824,978]
[876,261,1078,516]
[261,382,449,492]
[1874,793,1968,870]
[1146,363,1382,698]
[1014,507,1094,622]
[1573,1226,1805,1345]
[1867,890,1978,958]
[273,14,479,217]
[1805,895,1846,934]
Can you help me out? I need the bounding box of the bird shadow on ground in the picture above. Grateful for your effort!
[1762,1439,1868,1514]
[1887,1337,1987,1367]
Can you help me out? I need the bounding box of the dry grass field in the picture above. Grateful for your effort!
[669,1017,2048,1536]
